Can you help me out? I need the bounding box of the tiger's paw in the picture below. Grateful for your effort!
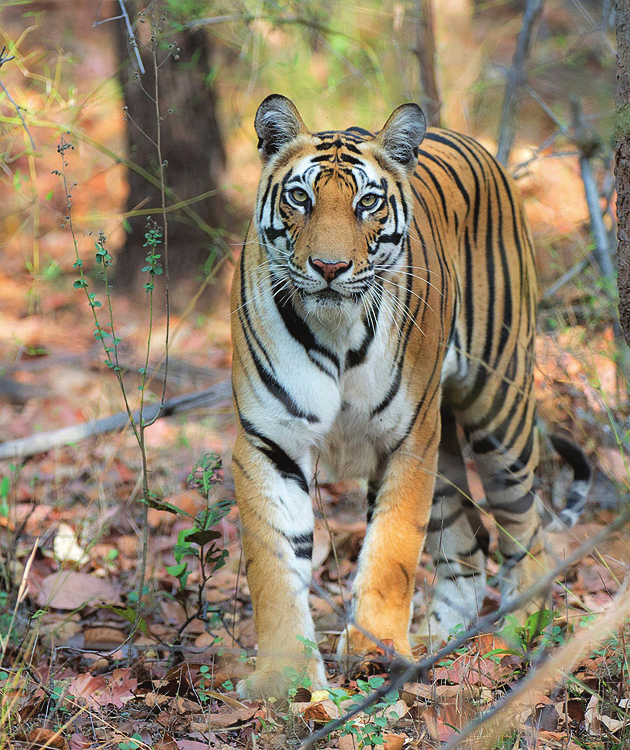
[236,657,328,700]
[336,626,412,679]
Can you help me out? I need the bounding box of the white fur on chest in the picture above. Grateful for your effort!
[319,342,412,481]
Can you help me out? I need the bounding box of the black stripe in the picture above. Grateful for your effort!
[272,278,341,378]
[239,415,309,493]
[287,531,314,560]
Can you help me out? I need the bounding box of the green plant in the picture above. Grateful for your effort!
[282,636,320,699]
[329,675,400,748]
[166,495,233,592]
[117,735,143,750]
[487,609,557,661]
[0,476,9,521]
[187,453,223,498]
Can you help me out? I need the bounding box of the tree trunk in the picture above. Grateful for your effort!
[414,0,442,128]
[616,0,630,346]
[113,3,227,309]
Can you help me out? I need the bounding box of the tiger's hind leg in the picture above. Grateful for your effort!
[465,402,548,619]
[416,409,488,644]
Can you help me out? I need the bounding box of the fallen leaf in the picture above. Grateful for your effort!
[53,522,87,563]
[154,738,178,750]
[144,692,171,708]
[382,733,406,750]
[82,626,126,648]
[27,728,68,749]
[69,734,91,750]
[68,669,136,709]
[375,698,409,726]
[35,571,120,609]
[290,699,340,722]
[338,734,359,750]
[190,705,257,729]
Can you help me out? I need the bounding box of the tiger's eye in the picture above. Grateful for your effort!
[359,193,379,209]
[290,188,309,204]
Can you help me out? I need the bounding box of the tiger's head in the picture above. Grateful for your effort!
[253,94,426,321]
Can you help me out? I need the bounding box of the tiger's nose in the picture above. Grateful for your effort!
[309,257,352,282]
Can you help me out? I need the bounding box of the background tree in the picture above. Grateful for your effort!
[113,2,228,309]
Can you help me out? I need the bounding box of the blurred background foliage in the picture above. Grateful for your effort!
[0,0,622,397]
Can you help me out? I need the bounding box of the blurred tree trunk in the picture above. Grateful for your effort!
[113,3,227,308]
[617,0,630,346]
[414,0,442,128]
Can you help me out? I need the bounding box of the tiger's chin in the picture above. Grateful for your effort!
[300,289,361,325]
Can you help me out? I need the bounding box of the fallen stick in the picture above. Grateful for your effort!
[0,380,232,461]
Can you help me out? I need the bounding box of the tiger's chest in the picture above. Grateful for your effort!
[317,346,415,480]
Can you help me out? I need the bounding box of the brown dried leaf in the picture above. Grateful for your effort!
[382,733,406,750]
[35,571,120,609]
[154,738,178,750]
[289,699,340,722]
[82,626,126,648]
[27,728,68,749]
[68,669,136,709]
[190,705,257,729]
[144,692,171,708]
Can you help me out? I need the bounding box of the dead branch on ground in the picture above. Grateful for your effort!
[0,380,231,461]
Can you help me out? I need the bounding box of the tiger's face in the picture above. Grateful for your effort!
[253,96,426,320]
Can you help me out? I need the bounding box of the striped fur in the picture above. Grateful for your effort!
[230,95,590,698]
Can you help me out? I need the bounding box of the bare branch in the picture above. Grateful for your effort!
[118,0,145,74]
[496,0,544,165]
[0,381,231,461]
[0,46,36,151]
[540,256,590,301]
[571,97,615,280]
[183,14,240,29]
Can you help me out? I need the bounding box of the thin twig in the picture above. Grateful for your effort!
[540,257,591,301]
[118,0,145,74]
[183,14,240,29]
[571,95,616,280]
[0,46,36,151]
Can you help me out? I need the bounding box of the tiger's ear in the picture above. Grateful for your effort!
[375,104,426,173]
[255,94,309,163]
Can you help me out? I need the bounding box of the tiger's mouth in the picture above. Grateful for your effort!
[309,288,344,302]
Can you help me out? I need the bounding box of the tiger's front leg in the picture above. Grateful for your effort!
[232,428,327,699]
[337,412,439,670]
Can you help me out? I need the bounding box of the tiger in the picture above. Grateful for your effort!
[230,94,591,698]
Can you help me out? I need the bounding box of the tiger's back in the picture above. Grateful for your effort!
[230,96,585,698]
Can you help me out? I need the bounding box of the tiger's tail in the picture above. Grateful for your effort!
[546,433,592,531]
